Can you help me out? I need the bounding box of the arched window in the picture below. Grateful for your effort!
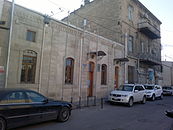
[101,64,107,85]
[20,50,37,83]
[65,58,74,84]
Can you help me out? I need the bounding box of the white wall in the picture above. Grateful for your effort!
[0,0,4,20]
[162,61,173,86]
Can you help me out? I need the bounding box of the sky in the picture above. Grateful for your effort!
[9,0,173,61]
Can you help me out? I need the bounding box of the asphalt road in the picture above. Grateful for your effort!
[15,96,173,130]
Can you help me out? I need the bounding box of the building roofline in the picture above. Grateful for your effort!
[4,0,123,47]
[62,0,162,25]
[132,0,162,24]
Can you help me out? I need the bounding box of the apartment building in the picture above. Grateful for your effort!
[0,0,124,103]
[63,0,162,85]
[162,61,173,86]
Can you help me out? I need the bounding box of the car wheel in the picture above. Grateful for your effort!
[58,107,70,122]
[151,94,155,101]
[160,94,163,100]
[141,96,146,104]
[128,97,133,107]
[0,117,6,130]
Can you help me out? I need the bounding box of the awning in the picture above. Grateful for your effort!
[114,58,129,62]
[87,51,106,56]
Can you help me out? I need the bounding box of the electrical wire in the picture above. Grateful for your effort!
[46,0,121,35]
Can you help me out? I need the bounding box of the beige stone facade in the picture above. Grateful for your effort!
[63,0,162,85]
[0,0,4,19]
[162,61,173,86]
[0,1,124,103]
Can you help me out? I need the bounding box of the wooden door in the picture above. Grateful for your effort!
[88,62,95,97]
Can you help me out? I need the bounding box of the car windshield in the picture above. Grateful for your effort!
[117,85,133,92]
[163,87,172,90]
[144,85,154,90]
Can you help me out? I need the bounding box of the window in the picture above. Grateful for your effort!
[65,58,74,84]
[0,92,26,104]
[101,64,107,85]
[128,5,134,21]
[21,50,37,83]
[128,66,135,84]
[128,35,133,53]
[26,30,36,42]
[26,91,45,103]
[141,42,144,53]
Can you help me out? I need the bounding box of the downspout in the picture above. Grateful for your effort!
[94,30,99,97]
[5,0,15,88]
[78,31,84,99]
[124,33,128,83]
[38,16,49,93]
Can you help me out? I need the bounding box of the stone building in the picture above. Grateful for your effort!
[0,0,124,103]
[162,61,173,86]
[63,0,162,85]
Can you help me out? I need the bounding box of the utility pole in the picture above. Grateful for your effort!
[5,0,15,88]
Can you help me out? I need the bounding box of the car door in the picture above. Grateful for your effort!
[139,85,146,100]
[25,91,57,123]
[157,85,162,97]
[0,91,31,129]
[154,85,160,97]
[133,86,141,102]
[25,91,47,124]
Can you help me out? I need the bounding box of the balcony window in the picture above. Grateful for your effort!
[141,42,144,53]
[128,5,134,21]
[128,35,134,53]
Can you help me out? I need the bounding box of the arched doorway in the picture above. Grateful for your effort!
[88,62,95,97]
[114,66,119,88]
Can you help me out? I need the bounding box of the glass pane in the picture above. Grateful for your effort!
[26,91,45,102]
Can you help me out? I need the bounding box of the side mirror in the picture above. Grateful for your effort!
[134,90,139,93]
[43,99,48,104]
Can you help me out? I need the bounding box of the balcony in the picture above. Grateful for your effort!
[138,22,161,39]
[138,53,161,65]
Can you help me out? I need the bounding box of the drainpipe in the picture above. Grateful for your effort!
[62,12,70,100]
[78,37,83,98]
[78,19,86,99]
[5,0,15,88]
[38,16,49,93]
[94,29,99,98]
[124,33,128,84]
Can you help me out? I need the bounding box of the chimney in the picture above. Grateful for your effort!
[84,0,90,5]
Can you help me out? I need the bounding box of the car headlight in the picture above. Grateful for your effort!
[110,93,113,96]
[121,95,128,97]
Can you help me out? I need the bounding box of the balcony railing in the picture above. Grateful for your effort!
[138,22,161,39]
[138,53,161,65]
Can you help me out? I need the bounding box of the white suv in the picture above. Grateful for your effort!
[144,84,163,101]
[108,84,146,107]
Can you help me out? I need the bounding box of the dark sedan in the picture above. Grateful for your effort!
[0,88,72,130]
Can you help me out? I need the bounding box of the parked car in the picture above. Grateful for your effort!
[165,109,173,118]
[144,84,163,101]
[162,86,173,95]
[108,84,146,107]
[0,88,72,130]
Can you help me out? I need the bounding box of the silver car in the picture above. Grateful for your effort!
[109,84,146,107]
[163,86,173,95]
